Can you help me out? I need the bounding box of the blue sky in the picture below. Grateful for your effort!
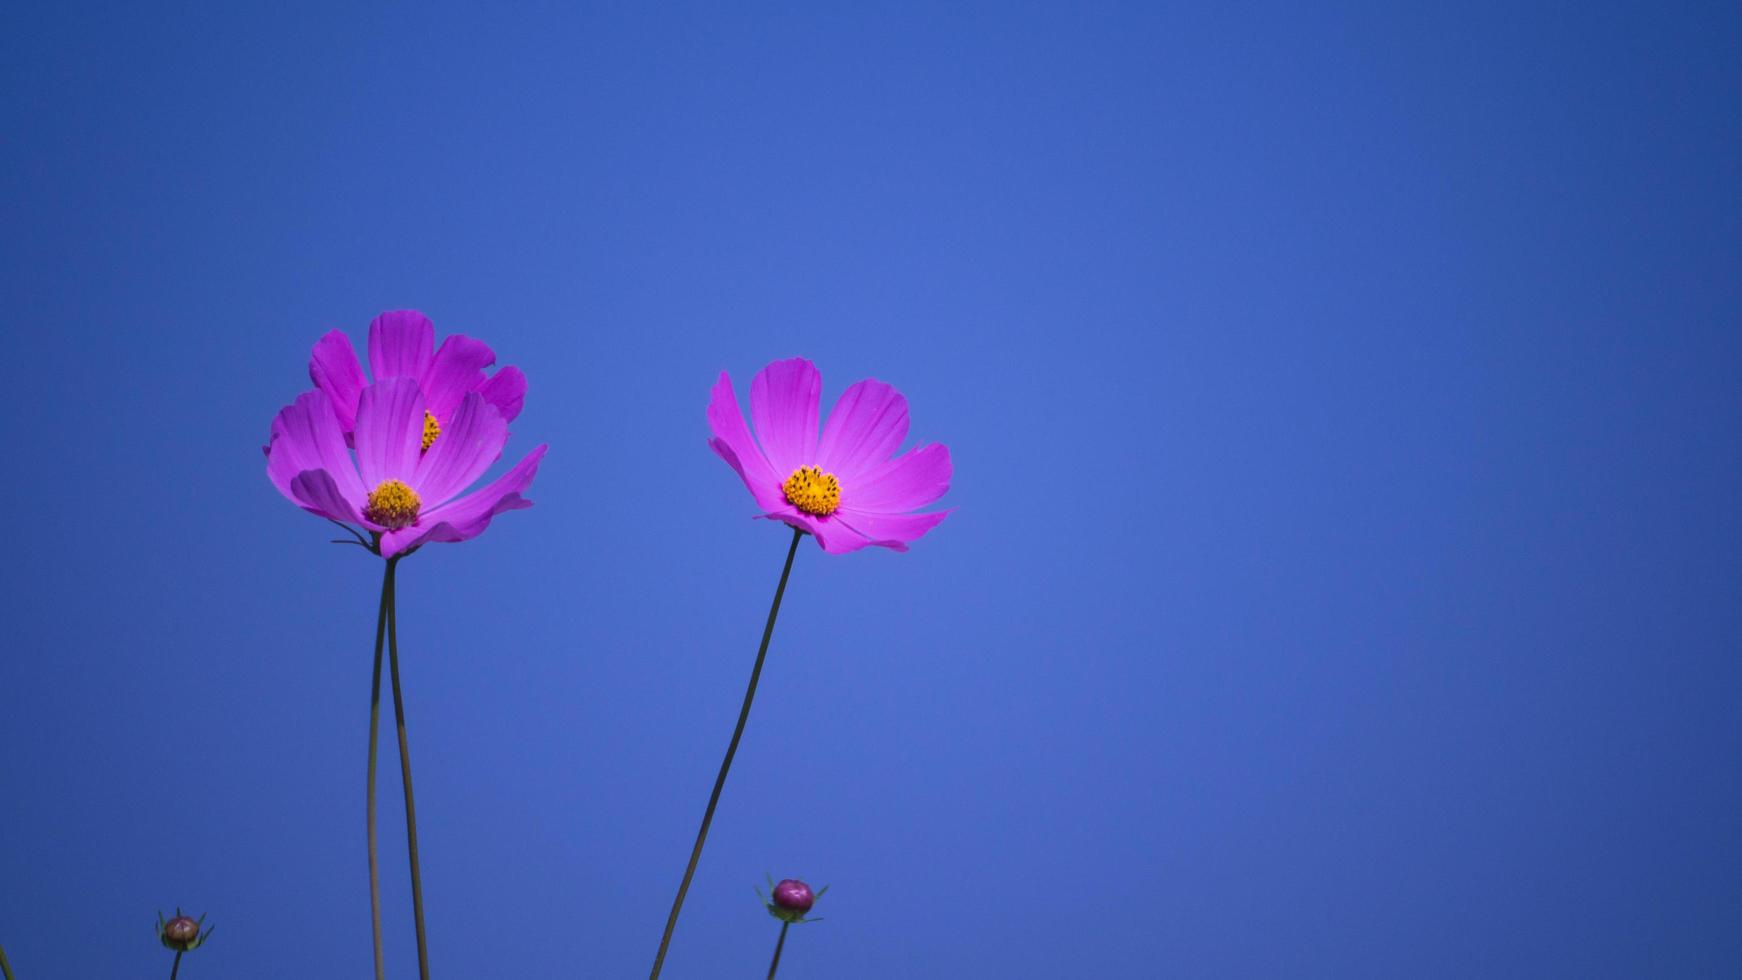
[2,2,1739,977]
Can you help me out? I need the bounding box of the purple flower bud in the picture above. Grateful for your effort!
[771,879,815,914]
[163,915,199,948]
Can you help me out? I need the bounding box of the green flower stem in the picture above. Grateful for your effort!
[168,950,182,980]
[385,556,432,980]
[0,941,14,980]
[648,526,804,979]
[766,922,791,979]
[366,556,394,980]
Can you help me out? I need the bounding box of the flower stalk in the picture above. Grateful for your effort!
[0,941,14,980]
[365,553,394,980]
[384,555,432,980]
[648,526,804,978]
[766,922,790,979]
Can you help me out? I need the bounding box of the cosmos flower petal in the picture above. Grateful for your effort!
[265,406,320,502]
[308,330,366,434]
[290,468,366,524]
[755,508,874,554]
[308,312,524,437]
[844,443,951,514]
[749,357,821,476]
[710,438,786,513]
[413,391,507,507]
[477,365,527,423]
[834,508,950,551]
[367,310,435,380]
[817,379,909,482]
[266,388,367,505]
[421,334,497,422]
[354,377,426,488]
[380,444,547,558]
[708,372,785,510]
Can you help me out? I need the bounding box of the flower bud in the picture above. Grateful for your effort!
[759,874,827,924]
[158,910,210,952]
[771,879,815,914]
[164,916,198,945]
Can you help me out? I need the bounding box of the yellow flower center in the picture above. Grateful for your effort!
[783,466,841,517]
[421,411,441,452]
[365,479,422,530]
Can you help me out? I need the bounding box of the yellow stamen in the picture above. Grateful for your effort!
[365,479,422,530]
[783,465,841,517]
[421,411,441,452]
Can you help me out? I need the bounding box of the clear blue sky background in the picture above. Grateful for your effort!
[3,2,1739,977]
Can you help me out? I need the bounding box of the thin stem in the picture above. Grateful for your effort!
[0,941,14,980]
[168,950,182,980]
[766,922,791,979]
[386,557,432,980]
[649,527,804,979]
[366,558,392,980]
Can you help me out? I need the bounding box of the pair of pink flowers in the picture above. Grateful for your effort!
[265,310,951,980]
[265,311,546,558]
[267,311,951,555]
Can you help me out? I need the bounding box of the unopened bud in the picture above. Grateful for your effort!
[761,876,826,924]
[158,910,210,952]
[163,916,199,945]
[772,879,814,914]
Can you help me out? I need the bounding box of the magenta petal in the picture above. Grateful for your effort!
[817,380,910,482]
[290,469,365,524]
[477,364,527,424]
[710,438,778,511]
[708,371,785,510]
[814,522,873,554]
[834,508,951,551]
[422,334,497,422]
[354,377,425,488]
[845,443,952,514]
[749,358,821,476]
[378,527,422,558]
[412,392,507,507]
[308,330,367,433]
[381,444,547,558]
[367,310,435,381]
[755,508,873,554]
[266,389,367,506]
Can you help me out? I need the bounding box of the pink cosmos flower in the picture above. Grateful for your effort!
[708,357,951,554]
[308,310,526,445]
[266,376,546,559]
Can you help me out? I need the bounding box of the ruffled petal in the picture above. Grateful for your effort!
[708,371,785,511]
[412,391,507,507]
[477,365,526,424]
[817,380,909,482]
[422,334,497,422]
[367,310,435,381]
[754,508,873,554]
[289,469,366,524]
[843,443,951,514]
[307,330,367,434]
[354,377,425,488]
[380,444,547,558]
[749,358,821,476]
[266,389,367,505]
[834,508,951,552]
